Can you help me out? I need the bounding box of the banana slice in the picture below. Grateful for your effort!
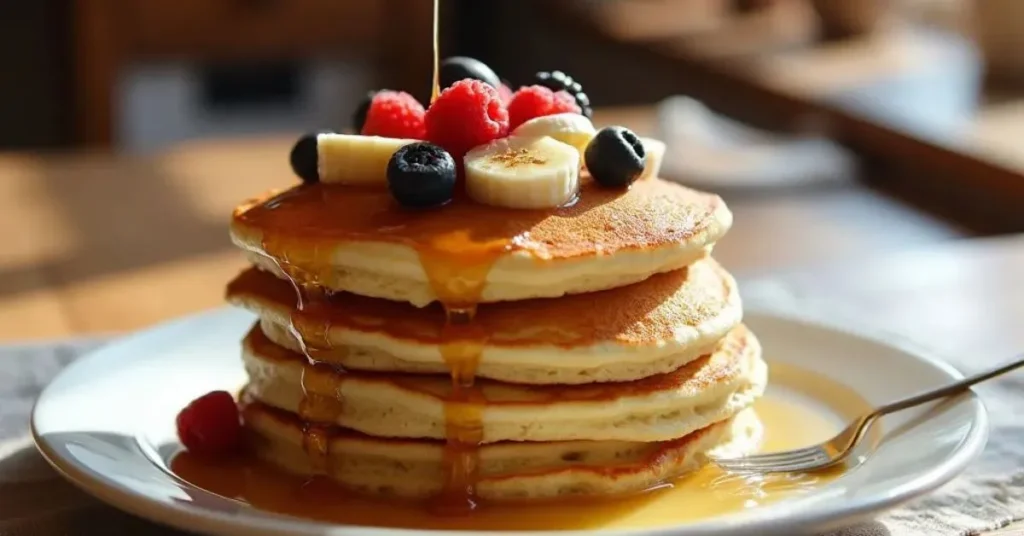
[317,133,417,185]
[511,113,596,155]
[639,137,666,180]
[464,136,580,209]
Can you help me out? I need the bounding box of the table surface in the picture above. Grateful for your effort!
[2,107,1023,532]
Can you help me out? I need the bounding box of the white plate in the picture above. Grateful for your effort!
[32,308,988,536]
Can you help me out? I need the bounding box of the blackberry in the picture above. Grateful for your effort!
[534,71,592,119]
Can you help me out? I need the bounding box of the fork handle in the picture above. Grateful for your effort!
[873,354,1024,417]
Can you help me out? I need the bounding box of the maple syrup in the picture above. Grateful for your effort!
[430,0,440,104]
[419,257,496,510]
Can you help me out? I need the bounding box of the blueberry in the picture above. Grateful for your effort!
[584,127,647,188]
[352,90,381,133]
[440,57,501,90]
[387,143,456,208]
[290,131,331,184]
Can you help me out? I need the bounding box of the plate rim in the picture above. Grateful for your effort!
[31,306,990,536]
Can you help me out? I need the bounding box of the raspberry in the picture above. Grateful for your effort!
[425,79,509,158]
[361,91,426,139]
[507,85,582,130]
[176,390,242,458]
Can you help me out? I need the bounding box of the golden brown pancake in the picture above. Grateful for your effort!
[243,324,766,443]
[230,177,732,306]
[227,257,743,384]
[243,400,762,500]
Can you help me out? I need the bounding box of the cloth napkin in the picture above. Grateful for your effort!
[1,306,1022,535]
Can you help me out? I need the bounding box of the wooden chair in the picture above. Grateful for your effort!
[73,0,433,147]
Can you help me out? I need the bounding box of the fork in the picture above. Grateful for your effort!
[712,355,1024,473]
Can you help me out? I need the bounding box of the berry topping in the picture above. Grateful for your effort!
[290,131,331,184]
[584,126,647,188]
[360,90,426,139]
[507,85,581,131]
[176,390,242,458]
[425,79,509,159]
[352,90,379,133]
[387,142,457,208]
[440,56,501,90]
[535,71,593,119]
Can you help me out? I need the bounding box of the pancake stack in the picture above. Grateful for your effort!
[226,113,766,505]
[227,175,766,505]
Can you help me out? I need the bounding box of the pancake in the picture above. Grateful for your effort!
[243,401,762,501]
[243,324,766,443]
[228,257,743,384]
[230,177,732,307]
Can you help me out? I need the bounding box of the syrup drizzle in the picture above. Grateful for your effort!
[418,229,503,512]
[426,0,503,503]
[257,234,346,475]
[433,309,487,513]
[297,360,345,473]
[430,0,441,103]
[256,202,507,511]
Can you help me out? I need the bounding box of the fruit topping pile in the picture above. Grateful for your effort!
[287,57,665,210]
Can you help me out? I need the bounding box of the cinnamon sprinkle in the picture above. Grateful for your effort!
[488,148,547,168]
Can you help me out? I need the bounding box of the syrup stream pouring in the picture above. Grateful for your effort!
[713,354,1024,473]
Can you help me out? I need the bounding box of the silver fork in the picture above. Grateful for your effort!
[712,355,1024,473]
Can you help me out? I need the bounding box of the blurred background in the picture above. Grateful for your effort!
[5,0,1024,339]
[0,0,995,151]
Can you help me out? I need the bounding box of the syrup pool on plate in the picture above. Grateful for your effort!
[171,363,874,531]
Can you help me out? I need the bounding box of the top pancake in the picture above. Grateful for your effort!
[230,177,732,307]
